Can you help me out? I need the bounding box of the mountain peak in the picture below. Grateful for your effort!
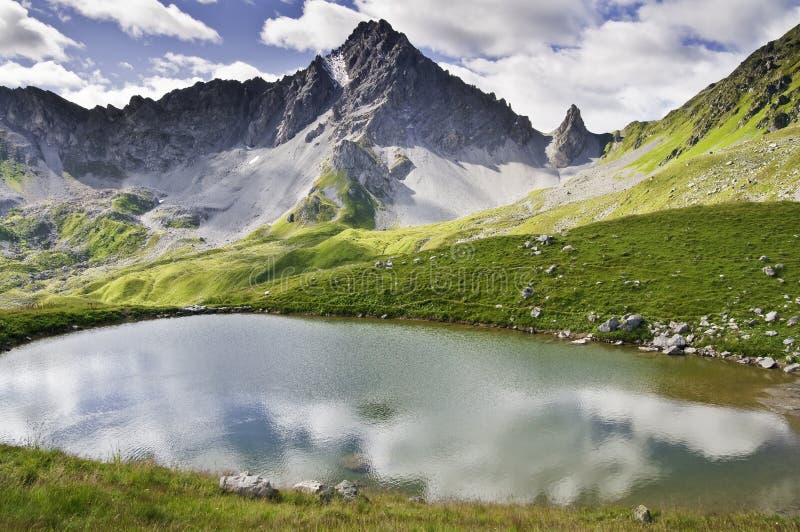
[338,19,409,53]
[353,19,397,38]
[546,104,595,168]
[553,104,586,137]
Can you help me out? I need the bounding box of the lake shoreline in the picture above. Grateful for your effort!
[6,305,800,380]
[2,303,799,420]
[3,444,798,529]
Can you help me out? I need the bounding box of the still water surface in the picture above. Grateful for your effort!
[1,314,799,512]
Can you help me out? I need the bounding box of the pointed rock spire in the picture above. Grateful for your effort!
[547,104,591,168]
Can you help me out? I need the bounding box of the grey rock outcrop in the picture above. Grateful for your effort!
[545,104,611,168]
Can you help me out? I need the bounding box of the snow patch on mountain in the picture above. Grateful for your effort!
[323,52,350,87]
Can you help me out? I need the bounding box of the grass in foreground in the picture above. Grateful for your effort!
[1,444,797,531]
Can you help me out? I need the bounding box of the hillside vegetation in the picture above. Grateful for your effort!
[605,24,800,172]
[18,202,784,360]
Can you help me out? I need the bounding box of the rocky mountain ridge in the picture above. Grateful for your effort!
[0,19,608,239]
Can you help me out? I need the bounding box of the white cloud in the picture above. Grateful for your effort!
[0,59,85,89]
[151,52,278,81]
[0,0,81,61]
[49,0,222,42]
[353,0,598,57]
[260,0,367,52]
[638,0,800,47]
[119,61,134,70]
[0,57,201,109]
[441,18,745,131]
[258,0,800,131]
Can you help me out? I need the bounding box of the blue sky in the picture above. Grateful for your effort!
[27,1,315,80]
[1,0,799,131]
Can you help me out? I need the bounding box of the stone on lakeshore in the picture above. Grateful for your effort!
[759,357,777,369]
[784,363,800,373]
[597,317,620,333]
[670,321,691,334]
[335,480,359,501]
[633,504,653,524]
[293,480,327,494]
[220,472,279,499]
[663,345,684,356]
[620,314,644,332]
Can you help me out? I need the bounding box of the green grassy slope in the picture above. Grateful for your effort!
[1,445,795,531]
[64,202,800,358]
[509,125,800,236]
[605,24,800,172]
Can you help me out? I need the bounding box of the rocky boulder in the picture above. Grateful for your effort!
[521,287,533,298]
[335,480,359,501]
[784,363,800,373]
[220,472,279,500]
[633,504,653,524]
[293,480,327,494]
[670,321,691,334]
[620,314,644,332]
[597,317,620,333]
[663,345,684,356]
[758,357,777,369]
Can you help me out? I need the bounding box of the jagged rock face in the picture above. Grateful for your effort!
[1,19,544,181]
[0,68,337,176]
[331,20,541,157]
[331,140,395,198]
[547,105,589,168]
[545,104,610,168]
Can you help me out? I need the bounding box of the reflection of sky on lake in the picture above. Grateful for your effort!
[1,314,799,511]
